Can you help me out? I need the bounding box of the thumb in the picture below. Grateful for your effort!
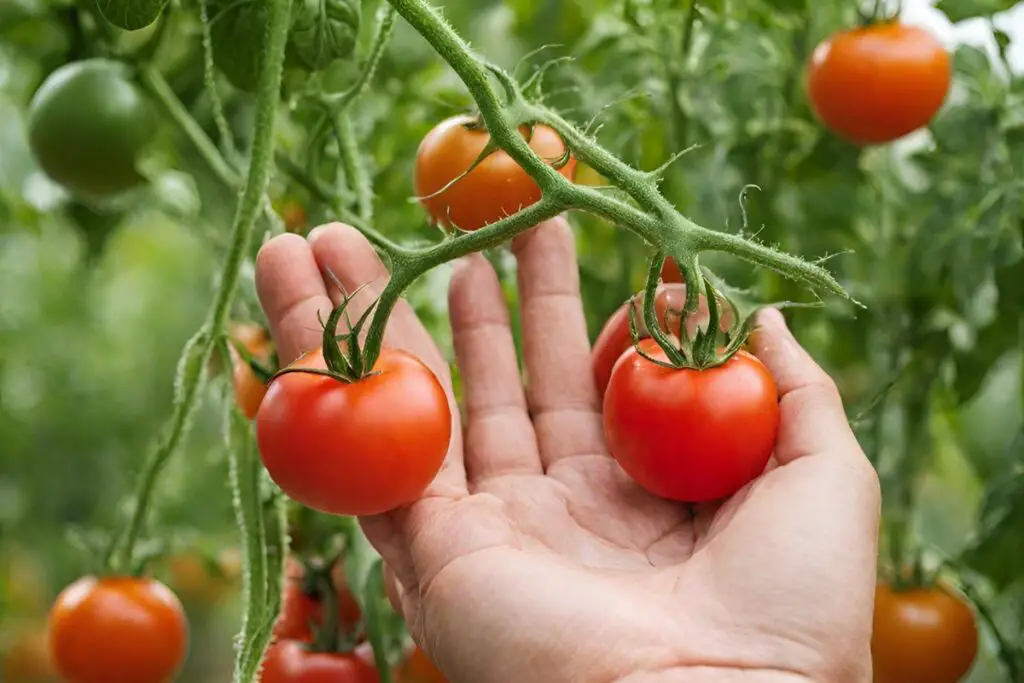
[749,308,861,466]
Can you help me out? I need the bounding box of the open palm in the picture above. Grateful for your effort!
[256,218,880,683]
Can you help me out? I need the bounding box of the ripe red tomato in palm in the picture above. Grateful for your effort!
[257,347,451,516]
[872,582,978,683]
[260,640,379,683]
[603,338,780,502]
[274,558,362,642]
[414,115,575,231]
[48,576,187,683]
[592,285,687,398]
[806,23,950,145]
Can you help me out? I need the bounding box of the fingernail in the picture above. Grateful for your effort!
[307,225,326,243]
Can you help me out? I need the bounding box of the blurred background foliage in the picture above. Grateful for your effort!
[1,0,1023,681]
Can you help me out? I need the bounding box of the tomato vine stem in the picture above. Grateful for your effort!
[345,0,857,369]
[111,0,294,577]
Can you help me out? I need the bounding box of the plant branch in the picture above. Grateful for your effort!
[140,65,240,187]
[275,152,407,256]
[328,2,398,109]
[112,0,294,573]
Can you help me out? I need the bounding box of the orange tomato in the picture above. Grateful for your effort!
[166,547,243,606]
[48,576,188,683]
[415,115,575,231]
[806,23,950,145]
[1,623,57,682]
[395,647,447,683]
[229,322,274,420]
[871,582,978,683]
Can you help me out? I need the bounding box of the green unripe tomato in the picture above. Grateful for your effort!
[27,59,156,198]
[289,0,360,71]
[94,0,167,31]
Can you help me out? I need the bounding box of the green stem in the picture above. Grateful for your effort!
[112,0,294,574]
[363,559,396,683]
[360,199,564,367]
[140,65,240,187]
[198,0,240,162]
[959,579,1023,682]
[275,152,407,256]
[328,2,397,109]
[334,112,375,222]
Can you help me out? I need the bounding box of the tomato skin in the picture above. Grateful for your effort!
[274,558,362,642]
[48,576,187,683]
[591,285,687,398]
[257,347,452,516]
[27,59,155,197]
[872,583,978,683]
[414,115,575,231]
[395,647,447,683]
[603,339,780,502]
[806,23,950,145]
[260,640,379,683]
[229,323,274,420]
[166,547,243,606]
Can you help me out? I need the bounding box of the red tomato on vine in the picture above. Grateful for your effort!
[414,115,575,231]
[257,347,451,516]
[806,22,950,145]
[227,322,275,420]
[603,338,780,502]
[260,640,380,683]
[871,582,978,683]
[274,558,363,643]
[592,284,735,399]
[48,576,187,683]
[591,286,687,398]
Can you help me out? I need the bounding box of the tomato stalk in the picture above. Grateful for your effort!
[311,0,859,371]
[108,0,293,580]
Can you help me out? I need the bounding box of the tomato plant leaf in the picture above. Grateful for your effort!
[935,0,1018,22]
[94,0,166,31]
[960,435,1024,588]
[288,0,360,71]
[209,0,267,93]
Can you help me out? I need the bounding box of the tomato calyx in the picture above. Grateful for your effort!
[633,252,749,371]
[270,281,381,384]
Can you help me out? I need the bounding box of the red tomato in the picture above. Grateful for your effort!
[603,338,780,502]
[806,23,950,145]
[414,115,575,231]
[48,576,187,683]
[872,582,978,683]
[395,646,447,683]
[592,285,687,398]
[257,347,451,516]
[274,558,362,642]
[591,284,735,399]
[260,640,379,683]
[660,258,683,283]
[229,322,274,420]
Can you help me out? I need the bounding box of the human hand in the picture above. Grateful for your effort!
[255,218,881,683]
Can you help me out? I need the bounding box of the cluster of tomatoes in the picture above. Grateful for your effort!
[39,552,446,683]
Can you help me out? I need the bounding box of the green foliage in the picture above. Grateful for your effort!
[94,0,167,31]
[289,0,361,70]
[2,0,1024,680]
